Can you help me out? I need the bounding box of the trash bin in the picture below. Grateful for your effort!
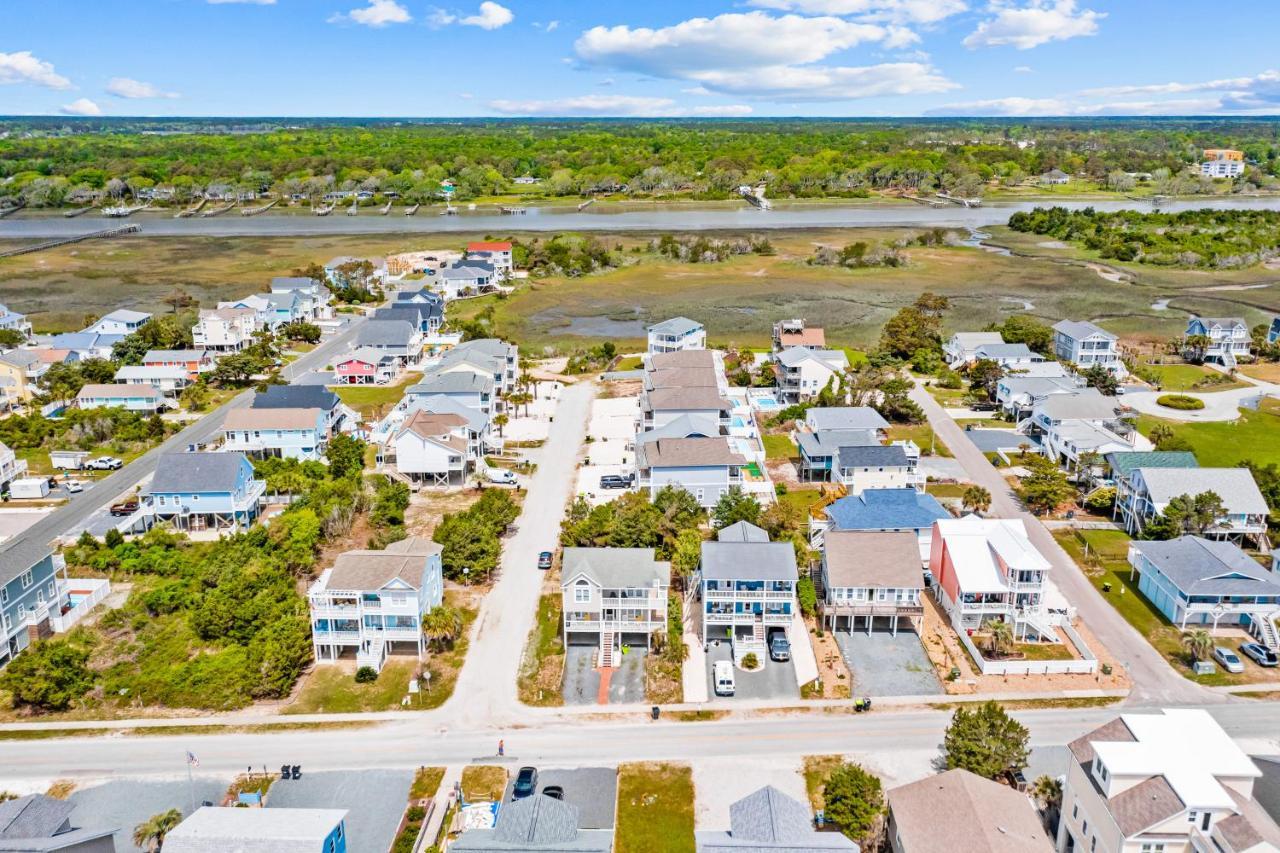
[651,706,660,720]
[1102,582,1112,593]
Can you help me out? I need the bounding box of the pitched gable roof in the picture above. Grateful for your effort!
[1135,467,1268,515]
[146,452,249,494]
[561,548,670,589]
[824,488,950,532]
[887,769,1052,853]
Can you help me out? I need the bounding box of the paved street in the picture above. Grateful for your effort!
[445,379,595,724]
[2,702,1277,786]
[0,315,366,559]
[909,381,1217,705]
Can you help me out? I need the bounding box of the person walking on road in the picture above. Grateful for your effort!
[498,739,505,757]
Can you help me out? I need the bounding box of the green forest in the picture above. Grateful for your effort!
[1007,206,1280,268]
[3,118,1279,207]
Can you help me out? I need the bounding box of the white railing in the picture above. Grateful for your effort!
[48,578,111,633]
[955,620,1098,676]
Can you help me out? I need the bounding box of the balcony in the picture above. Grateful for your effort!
[822,601,924,617]
[564,617,664,632]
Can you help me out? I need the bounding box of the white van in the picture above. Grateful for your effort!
[485,467,517,485]
[713,661,736,697]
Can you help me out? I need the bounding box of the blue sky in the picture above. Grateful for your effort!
[4,0,1280,117]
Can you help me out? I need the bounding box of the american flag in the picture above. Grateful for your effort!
[186,751,199,768]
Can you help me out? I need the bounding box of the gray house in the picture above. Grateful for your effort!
[1052,319,1127,377]
[354,320,423,366]
[696,786,856,852]
[0,794,116,852]
[561,547,670,667]
[452,793,613,853]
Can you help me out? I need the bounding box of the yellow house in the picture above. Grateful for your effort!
[0,350,38,405]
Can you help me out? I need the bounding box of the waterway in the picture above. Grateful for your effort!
[3,197,1280,239]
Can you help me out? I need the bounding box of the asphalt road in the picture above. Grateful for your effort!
[909,380,1216,706]
[1,702,1276,784]
[0,315,366,558]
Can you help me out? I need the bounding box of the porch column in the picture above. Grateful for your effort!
[892,614,898,637]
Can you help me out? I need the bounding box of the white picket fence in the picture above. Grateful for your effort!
[958,621,1099,676]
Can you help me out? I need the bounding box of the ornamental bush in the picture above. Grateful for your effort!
[1156,394,1205,410]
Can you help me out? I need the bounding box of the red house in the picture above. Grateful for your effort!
[335,348,397,385]
[465,241,513,275]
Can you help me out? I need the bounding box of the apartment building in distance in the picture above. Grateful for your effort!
[1202,148,1246,178]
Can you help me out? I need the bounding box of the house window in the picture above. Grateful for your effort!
[1,587,7,604]
[1072,801,1078,820]
[574,583,591,604]
[1188,811,1196,824]
[21,571,33,589]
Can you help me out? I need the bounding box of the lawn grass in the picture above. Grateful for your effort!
[614,355,644,371]
[1240,362,1280,383]
[802,755,845,812]
[616,763,695,853]
[1137,408,1280,467]
[887,423,952,457]
[1015,642,1076,661]
[461,765,508,803]
[282,659,420,715]
[410,766,446,801]
[517,594,565,707]
[777,487,823,516]
[763,434,799,460]
[333,373,419,418]
[1135,362,1246,392]
[925,482,967,499]
[1051,528,1264,687]
[418,592,479,709]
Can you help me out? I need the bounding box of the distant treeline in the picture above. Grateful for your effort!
[1007,206,1280,268]
[3,119,1279,208]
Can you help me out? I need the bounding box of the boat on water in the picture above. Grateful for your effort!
[102,204,148,218]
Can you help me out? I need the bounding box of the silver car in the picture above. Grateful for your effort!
[1213,646,1245,674]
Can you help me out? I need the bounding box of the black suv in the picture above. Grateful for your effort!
[599,473,633,489]
[512,766,538,800]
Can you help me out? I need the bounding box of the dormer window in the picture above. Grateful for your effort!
[1092,757,1108,784]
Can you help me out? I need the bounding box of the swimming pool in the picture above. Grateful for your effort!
[730,416,747,428]
[754,396,779,408]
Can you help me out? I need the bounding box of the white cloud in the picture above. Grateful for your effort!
[690,62,955,100]
[545,20,560,32]
[460,2,513,29]
[746,0,967,24]
[573,12,953,102]
[0,51,72,90]
[925,94,1247,117]
[431,2,513,29]
[331,0,411,27]
[487,94,753,117]
[964,0,1102,50]
[106,77,179,99]
[925,96,1068,115]
[1014,65,1033,73]
[60,98,102,116]
[576,13,903,75]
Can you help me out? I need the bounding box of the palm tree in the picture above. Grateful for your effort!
[133,809,182,852]
[1181,628,1214,663]
[493,412,509,438]
[422,604,464,651]
[962,485,992,515]
[983,618,1015,658]
[1031,774,1062,811]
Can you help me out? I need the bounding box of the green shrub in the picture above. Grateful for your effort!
[797,576,818,618]
[355,666,379,684]
[741,653,760,670]
[1083,487,1117,514]
[1156,394,1205,410]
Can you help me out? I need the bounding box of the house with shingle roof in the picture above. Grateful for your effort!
[390,410,473,485]
[0,541,67,672]
[820,530,924,634]
[887,768,1051,853]
[943,331,1005,368]
[774,347,849,403]
[84,308,151,336]
[836,443,921,494]
[0,793,117,851]
[1105,450,1198,524]
[1059,709,1280,853]
[0,302,32,339]
[802,407,890,435]
[561,548,670,664]
[811,487,951,559]
[162,805,349,853]
[994,372,1080,418]
[193,306,261,352]
[135,452,265,535]
[647,316,706,355]
[221,406,327,461]
[635,436,746,508]
[639,386,733,433]
[75,382,166,413]
[308,536,443,672]
[452,789,613,853]
[1119,466,1270,547]
[698,523,797,660]
[1053,319,1127,377]
[972,341,1043,368]
[1186,316,1251,367]
[772,318,827,353]
[354,319,424,367]
[1127,537,1280,635]
[697,785,856,852]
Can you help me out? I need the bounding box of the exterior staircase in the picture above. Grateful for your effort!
[598,631,616,669]
[1250,611,1280,650]
[357,637,387,673]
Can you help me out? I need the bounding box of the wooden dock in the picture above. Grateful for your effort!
[0,203,25,219]
[63,206,94,218]
[577,198,595,211]
[0,224,141,259]
[175,198,208,218]
[313,203,335,216]
[240,199,278,216]
[404,203,420,216]
[200,201,237,218]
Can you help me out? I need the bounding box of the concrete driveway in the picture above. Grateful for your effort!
[267,769,412,853]
[69,777,231,852]
[834,627,942,697]
[705,641,798,701]
[563,644,646,705]
[501,767,617,828]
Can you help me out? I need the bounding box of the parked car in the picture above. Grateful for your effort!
[713,660,736,697]
[485,467,517,485]
[542,785,564,801]
[86,456,123,470]
[1213,646,1245,674]
[599,473,633,489]
[537,551,554,571]
[1240,642,1279,667]
[64,480,84,494]
[768,632,791,663]
[512,767,538,800]
[109,499,139,517]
